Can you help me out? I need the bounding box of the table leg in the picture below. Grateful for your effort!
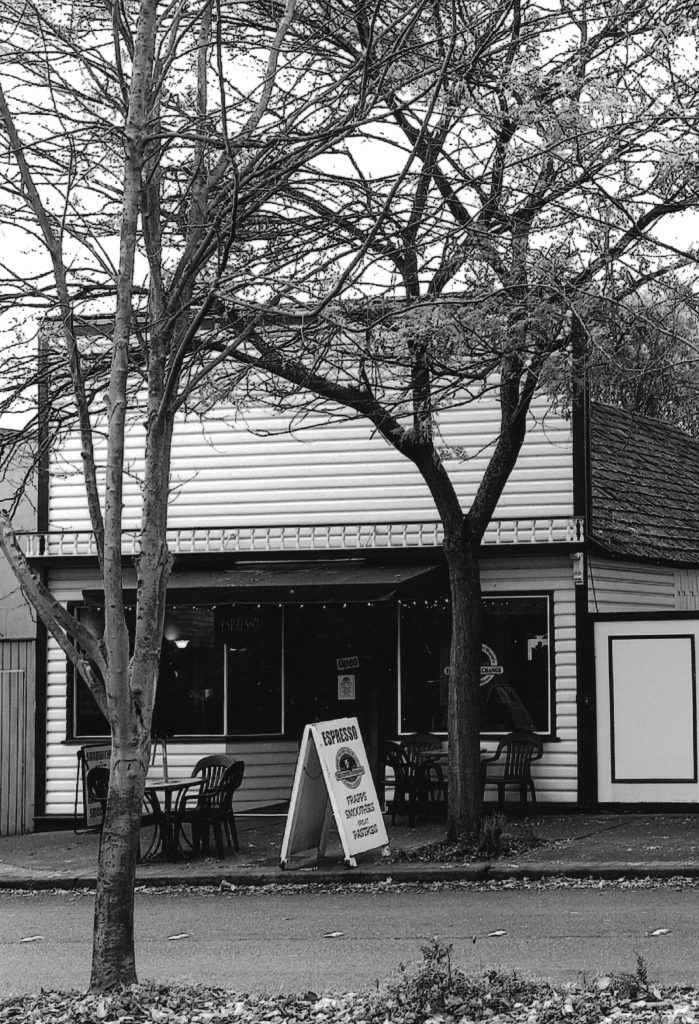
[159,790,178,859]
[140,791,164,862]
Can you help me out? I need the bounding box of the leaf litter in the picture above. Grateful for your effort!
[3,965,699,1024]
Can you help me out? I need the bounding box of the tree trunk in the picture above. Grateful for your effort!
[90,730,150,991]
[444,527,483,839]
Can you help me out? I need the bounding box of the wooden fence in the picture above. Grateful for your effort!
[0,640,35,835]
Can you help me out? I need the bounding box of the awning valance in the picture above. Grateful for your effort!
[83,559,444,606]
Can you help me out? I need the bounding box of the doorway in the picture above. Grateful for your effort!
[284,603,396,776]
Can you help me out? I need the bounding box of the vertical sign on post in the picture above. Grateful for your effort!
[280,717,389,869]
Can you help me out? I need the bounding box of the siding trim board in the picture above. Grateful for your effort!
[575,578,597,807]
[23,517,584,561]
[593,611,699,623]
[34,580,48,821]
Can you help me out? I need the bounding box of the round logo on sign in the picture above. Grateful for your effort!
[335,747,365,789]
[480,643,504,686]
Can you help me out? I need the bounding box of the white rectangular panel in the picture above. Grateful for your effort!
[610,635,696,782]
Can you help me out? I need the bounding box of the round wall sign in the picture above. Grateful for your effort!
[480,643,504,685]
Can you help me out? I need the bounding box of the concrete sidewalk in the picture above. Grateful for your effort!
[4,811,699,888]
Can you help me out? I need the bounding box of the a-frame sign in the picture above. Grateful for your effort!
[280,717,389,869]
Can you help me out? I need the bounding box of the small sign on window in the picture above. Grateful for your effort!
[337,674,356,700]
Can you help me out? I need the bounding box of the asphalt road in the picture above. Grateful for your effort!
[1,884,698,997]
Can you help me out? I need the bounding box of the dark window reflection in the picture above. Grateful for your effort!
[400,595,551,734]
[223,606,282,734]
[155,607,224,737]
[72,603,283,738]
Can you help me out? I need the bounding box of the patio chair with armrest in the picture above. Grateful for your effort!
[382,743,419,826]
[171,753,234,854]
[400,732,447,807]
[175,759,245,858]
[85,765,160,859]
[383,738,444,825]
[481,730,543,804]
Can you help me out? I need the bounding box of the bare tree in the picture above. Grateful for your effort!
[0,0,459,990]
[204,0,699,837]
[1,0,698,986]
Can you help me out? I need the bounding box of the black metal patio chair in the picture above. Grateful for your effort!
[174,758,245,858]
[400,732,447,808]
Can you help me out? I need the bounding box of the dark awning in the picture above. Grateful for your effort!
[83,559,444,606]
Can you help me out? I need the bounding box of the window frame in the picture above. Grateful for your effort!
[65,600,286,742]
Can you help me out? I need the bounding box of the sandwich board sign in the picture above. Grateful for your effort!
[280,717,389,869]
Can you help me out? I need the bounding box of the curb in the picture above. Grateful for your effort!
[4,860,699,890]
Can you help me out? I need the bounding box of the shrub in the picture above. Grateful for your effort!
[477,812,506,858]
[370,936,550,1021]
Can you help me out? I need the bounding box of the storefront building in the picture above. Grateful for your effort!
[24,394,699,828]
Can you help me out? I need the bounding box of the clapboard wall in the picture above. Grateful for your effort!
[48,397,574,531]
[588,558,696,614]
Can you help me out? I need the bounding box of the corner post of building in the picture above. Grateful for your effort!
[571,316,596,807]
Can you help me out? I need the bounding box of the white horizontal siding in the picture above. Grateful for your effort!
[45,740,298,818]
[675,568,699,610]
[481,555,578,803]
[48,395,573,532]
[588,559,676,613]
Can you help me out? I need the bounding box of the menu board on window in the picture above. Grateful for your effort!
[280,716,388,869]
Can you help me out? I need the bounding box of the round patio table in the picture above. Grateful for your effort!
[143,776,203,860]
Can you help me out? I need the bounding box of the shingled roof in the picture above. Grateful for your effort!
[589,402,699,565]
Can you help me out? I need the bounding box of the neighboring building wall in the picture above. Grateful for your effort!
[0,435,36,833]
[48,397,574,531]
[587,558,677,613]
[0,640,36,835]
[0,444,35,639]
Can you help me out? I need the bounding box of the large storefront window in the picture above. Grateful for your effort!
[399,594,553,735]
[155,607,225,736]
[70,603,283,738]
